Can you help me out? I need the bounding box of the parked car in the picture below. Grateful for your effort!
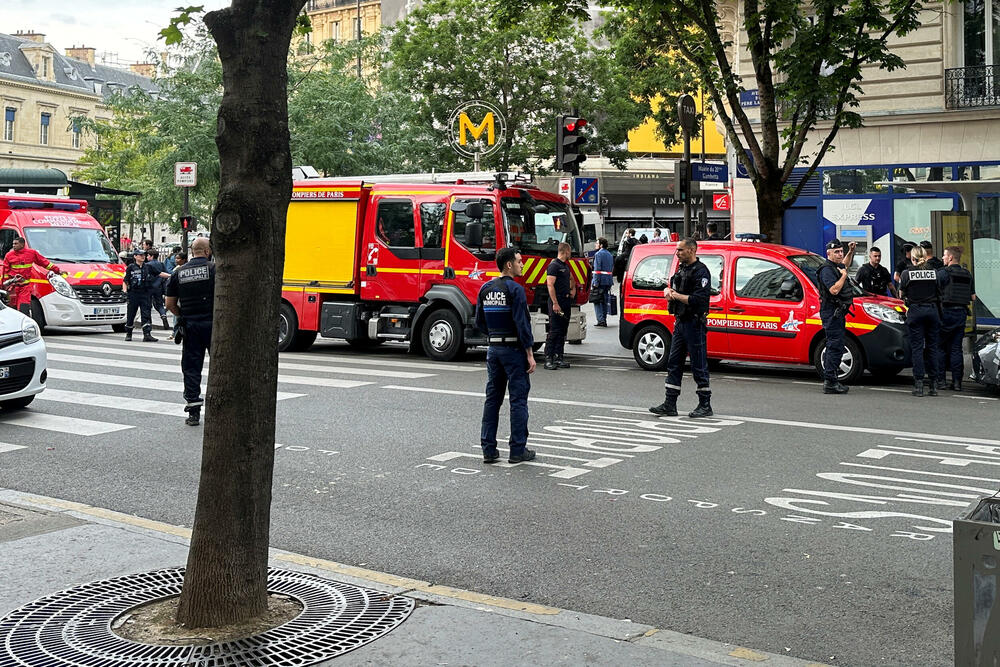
[0,294,47,409]
[971,329,1000,390]
[619,241,910,383]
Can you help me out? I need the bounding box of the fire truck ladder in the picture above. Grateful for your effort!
[292,167,534,189]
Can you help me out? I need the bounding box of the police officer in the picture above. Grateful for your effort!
[650,238,713,418]
[919,240,944,269]
[899,245,949,396]
[591,237,614,327]
[544,241,576,370]
[817,240,854,394]
[893,242,915,284]
[122,248,159,342]
[855,247,897,297]
[476,247,537,464]
[145,249,171,330]
[937,245,976,391]
[165,237,215,425]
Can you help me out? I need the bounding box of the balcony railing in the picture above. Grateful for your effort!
[306,0,376,11]
[945,65,1000,109]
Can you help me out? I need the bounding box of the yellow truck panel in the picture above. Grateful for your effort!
[284,200,359,288]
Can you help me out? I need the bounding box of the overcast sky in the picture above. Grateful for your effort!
[5,1,228,64]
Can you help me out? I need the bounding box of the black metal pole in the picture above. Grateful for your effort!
[357,0,362,79]
[181,186,190,255]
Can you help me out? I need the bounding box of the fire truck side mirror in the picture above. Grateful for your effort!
[465,221,483,248]
[449,201,468,213]
[464,202,484,220]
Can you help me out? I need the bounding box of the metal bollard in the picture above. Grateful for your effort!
[954,496,1000,665]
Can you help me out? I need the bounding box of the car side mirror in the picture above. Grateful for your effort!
[465,221,483,248]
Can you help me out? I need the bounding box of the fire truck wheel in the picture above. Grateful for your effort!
[632,324,670,371]
[0,395,35,410]
[278,302,316,352]
[30,298,47,331]
[422,308,465,362]
[812,336,864,384]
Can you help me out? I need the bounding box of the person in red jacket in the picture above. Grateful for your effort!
[1,236,59,316]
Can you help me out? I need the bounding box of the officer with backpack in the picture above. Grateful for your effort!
[937,246,976,391]
[900,245,950,396]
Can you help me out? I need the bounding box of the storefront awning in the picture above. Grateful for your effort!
[67,180,141,198]
[0,168,67,189]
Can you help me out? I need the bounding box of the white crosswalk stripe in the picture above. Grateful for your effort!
[46,368,304,401]
[0,411,131,435]
[35,389,184,415]
[0,443,27,454]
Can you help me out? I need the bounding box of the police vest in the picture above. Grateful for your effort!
[175,259,215,318]
[479,277,518,341]
[817,260,853,309]
[941,265,973,307]
[902,266,940,305]
[124,263,154,291]
[669,260,710,319]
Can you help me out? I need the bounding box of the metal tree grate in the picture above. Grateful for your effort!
[0,567,414,666]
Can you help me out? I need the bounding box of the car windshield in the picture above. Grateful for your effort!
[789,254,864,296]
[501,198,583,257]
[23,227,118,264]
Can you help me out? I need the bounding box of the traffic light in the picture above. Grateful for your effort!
[556,115,587,175]
[180,215,195,232]
[674,159,689,203]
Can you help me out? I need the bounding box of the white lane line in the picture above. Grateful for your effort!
[467,444,622,467]
[0,442,26,454]
[0,411,131,435]
[36,389,183,415]
[280,352,484,372]
[47,354,371,389]
[381,385,1000,446]
[46,368,304,401]
[953,394,998,401]
[723,376,761,381]
[840,462,1000,484]
[426,451,589,478]
[865,387,911,394]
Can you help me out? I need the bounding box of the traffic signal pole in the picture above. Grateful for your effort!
[677,95,696,239]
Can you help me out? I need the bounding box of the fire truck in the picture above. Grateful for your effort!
[278,172,591,360]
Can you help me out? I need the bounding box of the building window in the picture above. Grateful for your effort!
[39,112,50,145]
[3,107,14,142]
[823,168,889,195]
[71,119,81,149]
[963,0,1000,67]
[331,21,340,42]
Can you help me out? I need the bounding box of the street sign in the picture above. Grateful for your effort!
[174,162,197,187]
[573,177,599,205]
[677,94,697,134]
[558,178,571,199]
[735,150,754,179]
[691,162,728,183]
[739,90,760,108]
[713,193,731,211]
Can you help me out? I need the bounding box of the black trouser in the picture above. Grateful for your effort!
[545,298,571,359]
[151,287,167,318]
[125,291,152,333]
[181,317,212,405]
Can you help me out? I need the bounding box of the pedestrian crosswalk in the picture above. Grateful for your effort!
[0,333,483,448]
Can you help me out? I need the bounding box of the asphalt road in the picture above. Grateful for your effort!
[2,325,997,666]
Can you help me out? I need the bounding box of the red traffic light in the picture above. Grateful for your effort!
[564,117,587,132]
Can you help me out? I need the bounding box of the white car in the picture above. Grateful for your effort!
[0,298,46,410]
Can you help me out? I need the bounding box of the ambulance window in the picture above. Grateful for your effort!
[375,200,416,247]
[632,255,674,290]
[452,200,496,260]
[735,258,802,301]
[420,203,446,248]
[0,228,15,256]
[700,255,724,296]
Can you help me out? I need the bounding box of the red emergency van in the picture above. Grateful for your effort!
[0,194,127,330]
[619,241,910,383]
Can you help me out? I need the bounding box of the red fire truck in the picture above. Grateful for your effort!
[278,172,591,360]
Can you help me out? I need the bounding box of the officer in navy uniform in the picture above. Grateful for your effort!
[919,240,944,269]
[650,238,714,418]
[476,247,537,464]
[544,241,576,370]
[900,245,949,397]
[122,248,159,342]
[817,239,858,394]
[165,238,215,425]
[937,245,976,391]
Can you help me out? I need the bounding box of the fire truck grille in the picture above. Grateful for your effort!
[76,286,127,305]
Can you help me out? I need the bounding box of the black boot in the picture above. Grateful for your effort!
[688,394,713,418]
[823,380,849,394]
[184,403,201,426]
[544,357,558,370]
[124,329,133,342]
[142,326,157,342]
[928,379,938,396]
[556,356,570,369]
[912,379,924,397]
[649,394,678,416]
[161,316,170,330]
[954,378,963,392]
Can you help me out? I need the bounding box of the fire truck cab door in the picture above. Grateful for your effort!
[444,198,499,304]
[362,197,421,303]
[416,199,448,296]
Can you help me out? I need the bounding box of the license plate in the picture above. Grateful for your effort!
[0,367,8,379]
[94,307,121,316]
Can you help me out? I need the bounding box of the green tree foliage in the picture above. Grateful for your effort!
[382,0,645,172]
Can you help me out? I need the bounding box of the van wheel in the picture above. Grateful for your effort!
[1,395,34,410]
[422,308,465,362]
[813,336,864,384]
[633,324,671,371]
[278,302,315,352]
[30,298,46,331]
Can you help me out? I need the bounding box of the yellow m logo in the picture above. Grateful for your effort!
[458,112,495,146]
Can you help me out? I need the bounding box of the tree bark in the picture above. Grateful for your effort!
[176,0,306,628]
[755,175,784,243]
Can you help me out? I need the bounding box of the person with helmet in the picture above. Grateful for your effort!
[1,236,60,317]
[937,246,976,391]
[816,239,855,394]
[900,245,949,396]
[475,247,537,464]
[122,248,161,342]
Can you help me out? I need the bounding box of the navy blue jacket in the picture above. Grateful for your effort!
[475,276,533,349]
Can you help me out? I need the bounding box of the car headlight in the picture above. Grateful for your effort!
[991,329,1000,343]
[863,301,905,324]
[22,320,40,344]
[48,272,77,299]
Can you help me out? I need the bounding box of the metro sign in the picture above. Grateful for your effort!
[712,193,731,211]
[447,101,507,159]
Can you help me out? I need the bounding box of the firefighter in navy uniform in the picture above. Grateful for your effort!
[650,238,714,418]
[476,247,537,464]
[937,245,976,391]
[899,245,949,397]
[122,248,159,342]
[816,240,856,394]
[165,238,215,425]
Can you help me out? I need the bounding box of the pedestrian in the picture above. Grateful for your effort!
[1,236,60,317]
[705,222,723,240]
[638,233,649,244]
[544,242,576,370]
[816,239,854,394]
[919,240,944,269]
[937,245,976,391]
[855,246,898,297]
[899,245,948,397]
[165,238,215,425]
[649,238,714,418]
[591,237,614,327]
[145,249,171,331]
[650,228,666,243]
[167,252,188,341]
[122,248,160,342]
[893,242,915,284]
[164,245,182,272]
[475,246,536,464]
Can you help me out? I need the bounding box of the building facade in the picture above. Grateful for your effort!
[304,0,382,49]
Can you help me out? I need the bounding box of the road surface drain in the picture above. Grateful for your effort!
[0,567,414,666]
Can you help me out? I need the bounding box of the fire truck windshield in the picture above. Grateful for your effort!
[501,198,582,257]
[23,227,119,264]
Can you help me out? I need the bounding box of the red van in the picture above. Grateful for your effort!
[0,194,127,330]
[619,241,910,383]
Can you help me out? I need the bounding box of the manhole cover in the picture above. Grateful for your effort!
[0,567,413,666]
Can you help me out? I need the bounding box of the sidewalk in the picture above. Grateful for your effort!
[0,491,826,666]
[571,301,631,359]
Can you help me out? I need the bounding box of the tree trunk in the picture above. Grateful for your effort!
[755,178,784,245]
[176,0,306,628]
